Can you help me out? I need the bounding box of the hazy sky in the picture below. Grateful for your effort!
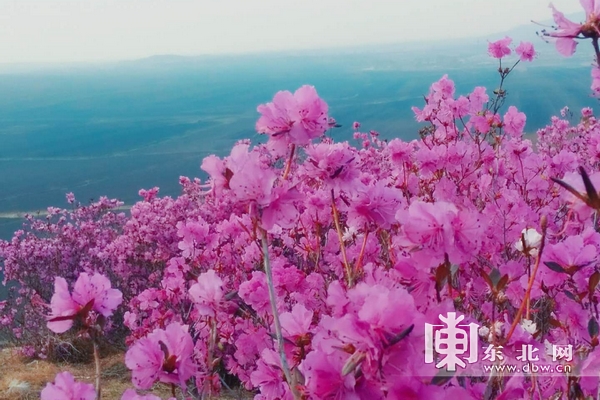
[0,0,583,64]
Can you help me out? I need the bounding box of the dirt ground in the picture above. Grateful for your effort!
[0,348,251,400]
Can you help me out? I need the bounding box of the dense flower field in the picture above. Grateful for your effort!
[3,1,600,399]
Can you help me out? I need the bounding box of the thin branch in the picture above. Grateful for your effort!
[331,190,353,286]
[93,339,101,400]
[504,216,548,345]
[282,144,296,180]
[260,230,300,399]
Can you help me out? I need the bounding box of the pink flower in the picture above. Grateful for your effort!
[225,143,301,231]
[488,37,512,58]
[470,112,496,133]
[280,303,313,339]
[503,106,527,137]
[352,121,361,130]
[354,282,421,333]
[400,201,456,253]
[176,220,210,258]
[227,143,277,204]
[125,322,196,389]
[250,349,293,399]
[41,372,96,400]
[399,201,484,267]
[300,350,360,400]
[515,41,536,62]
[189,269,224,317]
[347,181,404,229]
[47,272,123,333]
[544,1,600,56]
[468,86,489,113]
[200,154,228,194]
[256,85,329,147]
[430,74,455,101]
[304,142,359,189]
[556,169,600,219]
[260,185,302,231]
[238,271,271,314]
[544,235,597,271]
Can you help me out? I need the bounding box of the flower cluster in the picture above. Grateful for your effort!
[9,2,600,398]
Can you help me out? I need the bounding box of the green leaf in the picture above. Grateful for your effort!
[387,324,414,347]
[497,274,509,292]
[589,271,600,295]
[564,290,577,301]
[544,261,566,274]
[435,264,449,293]
[551,177,588,204]
[481,270,494,291]
[589,317,600,338]
[489,268,501,287]
[579,166,600,207]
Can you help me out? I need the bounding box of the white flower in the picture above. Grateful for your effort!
[478,326,490,338]
[515,228,542,257]
[478,322,503,342]
[520,319,537,335]
[342,226,358,242]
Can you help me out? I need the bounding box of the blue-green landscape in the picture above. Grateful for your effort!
[0,31,597,241]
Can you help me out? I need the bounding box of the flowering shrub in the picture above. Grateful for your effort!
[7,1,600,399]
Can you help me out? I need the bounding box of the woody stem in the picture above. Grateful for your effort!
[355,230,369,276]
[260,229,300,399]
[282,144,296,180]
[504,216,547,344]
[593,38,600,68]
[331,190,353,287]
[205,317,217,398]
[93,339,101,400]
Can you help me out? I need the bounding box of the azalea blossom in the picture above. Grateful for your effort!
[125,322,196,389]
[189,269,224,317]
[544,234,597,271]
[347,181,404,229]
[223,142,301,231]
[553,168,600,219]
[515,41,536,62]
[41,372,96,400]
[488,37,512,58]
[503,106,527,137]
[300,350,361,400]
[256,85,329,148]
[47,272,123,333]
[250,348,294,399]
[280,303,313,340]
[544,1,600,56]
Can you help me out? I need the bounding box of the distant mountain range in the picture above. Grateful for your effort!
[0,12,591,74]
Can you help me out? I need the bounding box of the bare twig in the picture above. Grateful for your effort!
[260,230,300,399]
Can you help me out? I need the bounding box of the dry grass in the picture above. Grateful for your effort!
[0,347,251,400]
